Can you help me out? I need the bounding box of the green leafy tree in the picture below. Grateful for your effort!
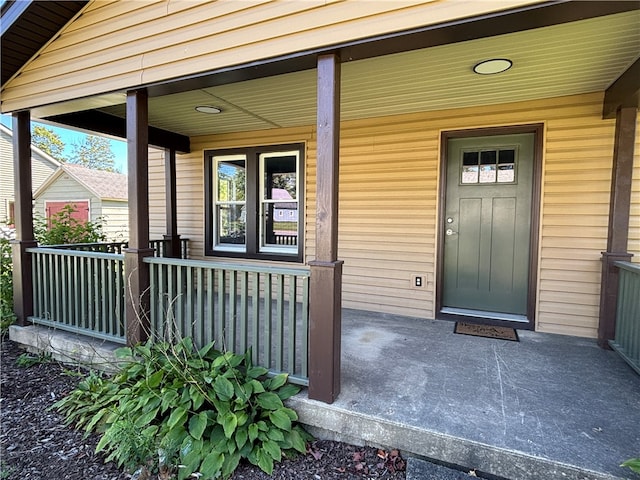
[32,125,65,160]
[70,135,116,172]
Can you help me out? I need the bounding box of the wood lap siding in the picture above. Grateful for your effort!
[631,117,640,263]
[147,92,624,338]
[1,0,537,112]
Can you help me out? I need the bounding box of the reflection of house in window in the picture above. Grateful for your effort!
[272,188,299,222]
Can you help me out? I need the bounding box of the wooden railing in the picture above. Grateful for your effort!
[48,239,189,258]
[145,256,310,385]
[27,247,126,344]
[610,261,640,374]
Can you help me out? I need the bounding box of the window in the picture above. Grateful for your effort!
[461,148,517,184]
[205,143,304,261]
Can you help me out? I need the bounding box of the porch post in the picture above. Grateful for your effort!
[11,111,36,326]
[598,106,637,348]
[308,52,343,403]
[163,148,181,258]
[124,89,154,346]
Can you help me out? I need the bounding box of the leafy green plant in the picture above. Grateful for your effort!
[622,457,640,474]
[34,204,106,246]
[16,352,53,368]
[0,236,15,337]
[53,338,310,479]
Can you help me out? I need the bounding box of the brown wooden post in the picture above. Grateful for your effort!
[598,106,637,348]
[124,89,154,346]
[163,148,182,258]
[11,111,36,326]
[308,53,343,403]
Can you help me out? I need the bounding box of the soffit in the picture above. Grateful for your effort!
[86,10,640,137]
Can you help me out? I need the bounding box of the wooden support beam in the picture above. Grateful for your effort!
[11,110,36,325]
[598,106,637,348]
[124,89,154,346]
[603,58,640,120]
[164,148,181,258]
[309,53,343,404]
[45,110,190,153]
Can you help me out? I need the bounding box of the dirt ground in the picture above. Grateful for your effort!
[0,340,406,480]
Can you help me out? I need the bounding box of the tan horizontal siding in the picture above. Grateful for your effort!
[100,200,129,242]
[1,0,540,111]
[145,92,630,338]
[630,117,640,262]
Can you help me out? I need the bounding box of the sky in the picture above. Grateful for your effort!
[0,114,127,173]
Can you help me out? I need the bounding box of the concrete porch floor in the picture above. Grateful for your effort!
[289,309,640,480]
[9,308,640,480]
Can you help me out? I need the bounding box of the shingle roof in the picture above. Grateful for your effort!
[62,163,128,201]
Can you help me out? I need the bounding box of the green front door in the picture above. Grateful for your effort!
[442,133,534,323]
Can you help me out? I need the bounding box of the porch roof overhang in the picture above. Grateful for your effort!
[2,1,639,145]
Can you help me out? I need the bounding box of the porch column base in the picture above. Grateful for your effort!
[163,234,182,258]
[598,251,633,348]
[308,259,343,404]
[11,239,37,326]
[124,247,154,346]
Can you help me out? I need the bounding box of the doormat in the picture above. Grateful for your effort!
[454,322,519,341]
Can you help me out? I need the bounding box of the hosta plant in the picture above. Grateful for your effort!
[53,338,310,479]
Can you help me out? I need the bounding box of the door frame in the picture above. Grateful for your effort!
[436,124,544,330]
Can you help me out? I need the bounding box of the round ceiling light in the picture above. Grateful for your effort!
[473,59,513,75]
[195,105,222,114]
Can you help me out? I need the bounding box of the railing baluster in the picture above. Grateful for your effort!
[239,271,248,354]
[195,267,204,348]
[229,270,237,352]
[288,275,297,375]
[206,269,214,346]
[301,275,309,378]
[251,272,260,366]
[275,274,284,372]
[264,273,272,370]
[216,269,226,348]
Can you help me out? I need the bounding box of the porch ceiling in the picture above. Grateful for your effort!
[41,9,640,138]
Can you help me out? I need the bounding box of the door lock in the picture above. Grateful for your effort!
[446,228,457,236]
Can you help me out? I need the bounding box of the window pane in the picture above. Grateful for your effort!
[479,150,497,183]
[217,159,245,202]
[217,205,246,245]
[497,149,516,183]
[262,203,298,246]
[462,151,479,184]
[260,152,298,251]
[263,155,297,200]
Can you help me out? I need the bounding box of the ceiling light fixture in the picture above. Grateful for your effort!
[195,105,222,114]
[473,59,513,75]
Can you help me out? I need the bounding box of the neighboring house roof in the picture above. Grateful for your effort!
[0,123,62,170]
[34,163,128,202]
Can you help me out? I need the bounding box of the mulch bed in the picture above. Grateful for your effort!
[1,340,406,480]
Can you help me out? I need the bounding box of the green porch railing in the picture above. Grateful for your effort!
[610,261,640,374]
[27,247,126,344]
[48,239,189,258]
[144,256,310,385]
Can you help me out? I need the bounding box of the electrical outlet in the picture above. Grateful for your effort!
[412,275,424,288]
[415,276,422,287]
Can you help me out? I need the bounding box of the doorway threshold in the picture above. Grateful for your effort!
[440,307,529,323]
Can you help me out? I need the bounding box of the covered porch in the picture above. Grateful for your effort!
[10,307,640,480]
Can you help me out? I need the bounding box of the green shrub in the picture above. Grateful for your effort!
[53,338,310,479]
[34,204,106,245]
[0,236,15,335]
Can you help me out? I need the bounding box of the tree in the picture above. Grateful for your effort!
[70,135,116,172]
[32,125,65,160]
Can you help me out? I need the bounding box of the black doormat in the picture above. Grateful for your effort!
[454,322,519,341]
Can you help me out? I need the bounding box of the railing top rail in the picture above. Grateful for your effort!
[26,246,125,261]
[614,261,640,274]
[144,255,310,276]
[45,241,128,249]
